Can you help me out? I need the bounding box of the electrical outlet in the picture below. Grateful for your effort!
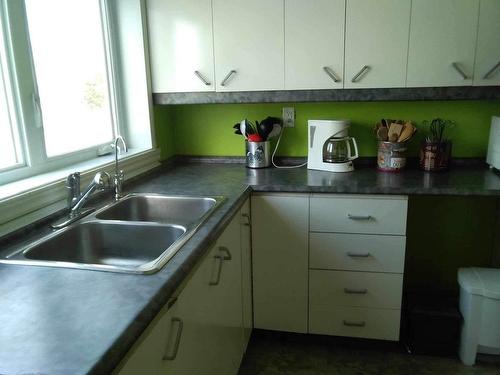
[282,107,295,128]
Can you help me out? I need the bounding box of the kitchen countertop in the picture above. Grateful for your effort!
[2,162,500,375]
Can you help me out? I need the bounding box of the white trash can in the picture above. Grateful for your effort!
[458,267,500,365]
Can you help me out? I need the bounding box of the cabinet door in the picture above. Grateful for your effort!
[473,0,500,86]
[251,194,309,333]
[160,215,242,375]
[117,299,178,375]
[147,0,215,92]
[344,0,411,88]
[240,199,253,352]
[285,0,344,89]
[407,0,479,87]
[213,0,284,91]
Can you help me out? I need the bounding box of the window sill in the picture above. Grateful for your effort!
[0,148,161,237]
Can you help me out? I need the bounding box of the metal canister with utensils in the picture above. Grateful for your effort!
[246,141,270,168]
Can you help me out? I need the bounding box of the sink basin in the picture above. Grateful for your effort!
[24,222,185,269]
[0,193,224,274]
[95,194,218,225]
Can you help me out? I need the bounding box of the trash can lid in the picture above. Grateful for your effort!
[458,267,500,300]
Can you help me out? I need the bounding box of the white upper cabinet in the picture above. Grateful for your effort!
[407,0,480,87]
[213,0,284,91]
[284,0,345,90]
[146,0,215,93]
[473,0,500,86]
[344,0,411,89]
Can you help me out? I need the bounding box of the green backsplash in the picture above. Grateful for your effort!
[154,100,500,159]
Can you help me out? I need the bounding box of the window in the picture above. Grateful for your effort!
[0,0,156,236]
[0,0,155,186]
[25,0,115,157]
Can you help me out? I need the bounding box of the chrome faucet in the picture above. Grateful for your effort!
[113,136,127,201]
[52,171,111,229]
[69,171,111,216]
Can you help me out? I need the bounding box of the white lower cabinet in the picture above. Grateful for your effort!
[116,202,248,375]
[308,195,407,341]
[251,193,407,342]
[251,194,309,333]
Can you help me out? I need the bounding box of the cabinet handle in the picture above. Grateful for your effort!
[346,252,371,258]
[351,65,370,83]
[194,70,211,85]
[220,70,237,86]
[343,320,366,328]
[163,317,183,360]
[219,246,231,260]
[347,214,372,220]
[323,66,340,83]
[209,255,224,285]
[451,62,470,80]
[344,288,368,294]
[483,61,500,80]
[242,213,251,226]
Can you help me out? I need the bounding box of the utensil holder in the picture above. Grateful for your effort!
[420,141,452,171]
[246,141,270,168]
[377,141,407,172]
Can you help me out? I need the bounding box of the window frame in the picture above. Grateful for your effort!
[0,0,125,185]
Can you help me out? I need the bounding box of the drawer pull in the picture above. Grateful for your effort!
[343,320,366,327]
[209,255,224,285]
[483,61,500,80]
[344,288,368,294]
[451,62,470,80]
[351,65,370,83]
[323,66,340,83]
[346,252,371,258]
[241,213,251,226]
[220,69,237,86]
[347,214,372,220]
[163,317,184,360]
[194,70,211,85]
[219,246,232,260]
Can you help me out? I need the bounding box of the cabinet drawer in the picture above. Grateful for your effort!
[310,233,406,273]
[309,270,403,309]
[309,305,401,341]
[310,195,408,235]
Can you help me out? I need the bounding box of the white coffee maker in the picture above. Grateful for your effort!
[307,119,359,172]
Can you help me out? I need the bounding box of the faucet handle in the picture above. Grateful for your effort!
[94,171,111,191]
[66,172,80,208]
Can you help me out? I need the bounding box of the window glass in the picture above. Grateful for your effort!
[0,18,22,172]
[0,83,20,170]
[25,0,114,157]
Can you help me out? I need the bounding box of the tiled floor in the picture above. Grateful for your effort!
[238,331,500,375]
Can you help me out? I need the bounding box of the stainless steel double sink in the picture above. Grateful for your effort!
[0,194,224,274]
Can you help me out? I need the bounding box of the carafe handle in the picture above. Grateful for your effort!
[348,137,359,160]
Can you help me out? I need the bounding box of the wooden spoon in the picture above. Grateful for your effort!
[377,126,388,141]
[388,123,403,142]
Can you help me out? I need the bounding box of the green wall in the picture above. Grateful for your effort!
[154,100,500,159]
